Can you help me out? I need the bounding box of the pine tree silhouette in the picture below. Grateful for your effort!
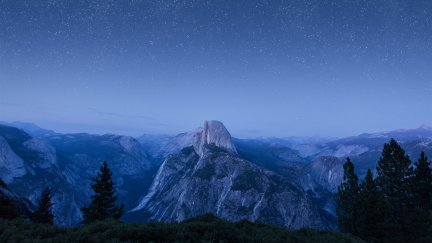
[413,151,432,210]
[405,151,432,241]
[81,161,124,224]
[335,157,360,234]
[376,139,414,242]
[31,187,54,225]
[357,169,388,242]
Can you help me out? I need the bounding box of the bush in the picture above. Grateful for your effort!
[0,215,363,242]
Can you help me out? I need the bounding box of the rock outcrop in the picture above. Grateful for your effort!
[0,136,26,183]
[131,121,331,229]
[193,120,237,156]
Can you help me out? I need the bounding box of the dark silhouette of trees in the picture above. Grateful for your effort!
[413,152,432,210]
[336,139,432,242]
[81,161,124,224]
[357,169,388,242]
[335,158,360,234]
[31,187,54,225]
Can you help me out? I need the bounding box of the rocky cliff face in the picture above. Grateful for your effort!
[138,120,237,159]
[301,156,344,194]
[131,121,332,229]
[0,125,157,226]
[0,136,26,183]
[194,120,237,156]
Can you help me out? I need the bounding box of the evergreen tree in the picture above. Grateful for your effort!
[413,152,432,210]
[81,161,124,224]
[335,158,360,234]
[376,139,413,203]
[357,169,389,242]
[31,187,54,225]
[375,139,414,241]
[404,151,432,241]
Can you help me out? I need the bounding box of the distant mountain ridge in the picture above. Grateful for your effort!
[0,121,58,137]
[0,120,431,229]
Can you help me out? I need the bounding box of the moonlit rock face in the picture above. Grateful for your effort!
[0,136,26,183]
[131,146,329,229]
[302,156,344,193]
[138,121,238,158]
[24,138,57,168]
[130,121,332,229]
[194,120,237,156]
[119,136,137,152]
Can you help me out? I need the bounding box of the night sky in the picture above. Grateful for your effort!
[1,0,431,137]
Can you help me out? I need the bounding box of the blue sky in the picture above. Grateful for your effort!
[1,0,431,137]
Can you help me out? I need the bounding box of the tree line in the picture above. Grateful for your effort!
[335,139,432,242]
[0,161,124,225]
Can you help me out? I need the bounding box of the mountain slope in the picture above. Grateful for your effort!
[131,121,332,229]
[0,125,158,225]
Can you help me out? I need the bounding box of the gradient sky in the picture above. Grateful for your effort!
[1,0,431,137]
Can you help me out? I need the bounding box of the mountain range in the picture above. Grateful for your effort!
[0,120,431,229]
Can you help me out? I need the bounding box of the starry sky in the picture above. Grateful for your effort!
[1,0,431,137]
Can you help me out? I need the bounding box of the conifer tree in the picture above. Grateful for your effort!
[31,187,54,225]
[413,152,432,210]
[81,161,124,224]
[357,169,388,242]
[403,151,432,241]
[376,139,414,241]
[335,158,360,234]
[376,139,413,206]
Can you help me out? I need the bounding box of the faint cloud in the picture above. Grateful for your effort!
[0,102,50,111]
[0,102,24,107]
[87,107,158,121]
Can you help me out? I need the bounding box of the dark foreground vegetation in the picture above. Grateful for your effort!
[336,139,432,243]
[0,214,362,243]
